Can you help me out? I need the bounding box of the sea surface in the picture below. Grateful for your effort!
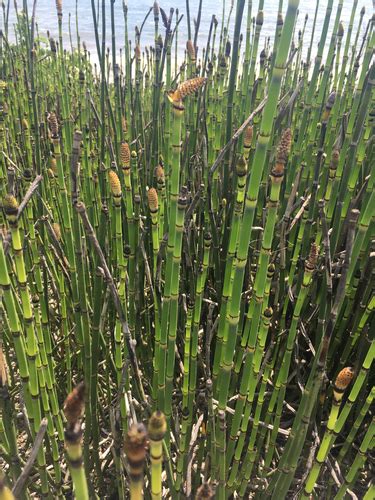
[1,0,370,62]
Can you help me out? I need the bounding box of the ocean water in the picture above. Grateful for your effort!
[1,0,369,61]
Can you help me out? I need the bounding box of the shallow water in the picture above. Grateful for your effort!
[1,0,369,62]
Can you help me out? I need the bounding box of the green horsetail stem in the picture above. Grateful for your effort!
[334,418,375,500]
[63,382,89,500]
[0,345,22,483]
[148,187,160,276]
[237,339,280,493]
[223,0,245,199]
[217,409,226,500]
[302,367,355,497]
[2,195,49,494]
[48,114,85,371]
[0,240,30,413]
[159,77,206,414]
[212,154,248,383]
[148,411,167,500]
[108,168,128,437]
[70,130,93,476]
[215,0,299,413]
[0,0,373,496]
[157,97,183,412]
[339,294,375,367]
[22,169,63,443]
[165,188,187,428]
[175,300,193,494]
[337,386,375,463]
[188,231,211,423]
[250,242,318,476]
[225,129,291,466]
[0,475,14,500]
[307,334,375,500]
[266,209,360,497]
[364,482,375,500]
[155,163,166,244]
[228,305,273,488]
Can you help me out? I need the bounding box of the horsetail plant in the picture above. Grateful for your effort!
[148,410,167,500]
[302,366,355,497]
[63,382,89,500]
[124,423,148,500]
[0,0,373,497]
